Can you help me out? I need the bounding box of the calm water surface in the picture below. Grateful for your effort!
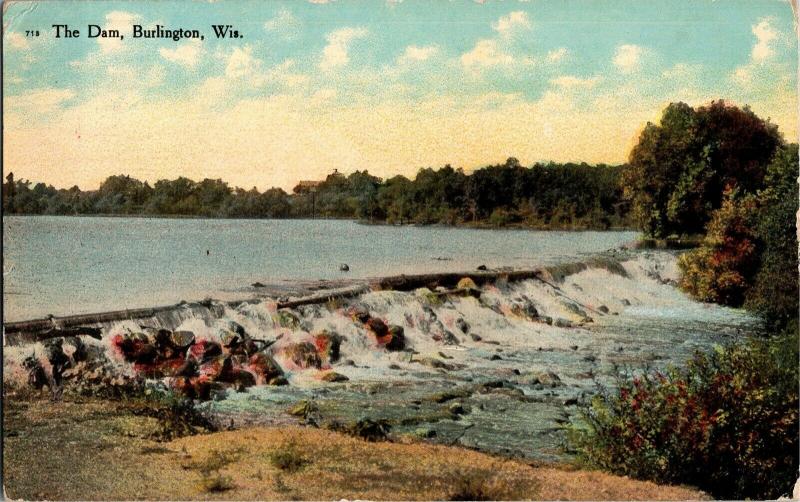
[3,216,638,321]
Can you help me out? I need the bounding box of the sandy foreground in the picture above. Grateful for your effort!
[3,396,707,501]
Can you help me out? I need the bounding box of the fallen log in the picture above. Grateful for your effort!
[369,269,543,291]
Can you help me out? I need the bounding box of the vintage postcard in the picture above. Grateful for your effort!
[2,0,798,500]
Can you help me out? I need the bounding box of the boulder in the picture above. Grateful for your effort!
[455,318,470,334]
[379,325,406,351]
[170,330,196,351]
[366,317,389,338]
[23,355,49,389]
[280,341,323,369]
[523,371,563,388]
[597,305,610,314]
[313,330,343,363]
[247,352,284,383]
[320,371,349,383]
[621,298,631,306]
[469,333,482,342]
[113,333,158,365]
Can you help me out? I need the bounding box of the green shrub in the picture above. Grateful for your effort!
[567,330,799,499]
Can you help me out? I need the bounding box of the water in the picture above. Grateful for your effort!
[2,240,760,461]
[2,216,638,321]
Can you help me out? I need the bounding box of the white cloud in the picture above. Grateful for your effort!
[492,11,531,36]
[550,75,601,88]
[613,44,643,72]
[546,47,567,63]
[4,88,76,114]
[98,11,141,53]
[159,39,203,68]
[397,45,438,65]
[320,27,368,70]
[461,39,514,69]
[264,9,299,33]
[225,45,260,78]
[751,19,778,62]
[5,32,30,50]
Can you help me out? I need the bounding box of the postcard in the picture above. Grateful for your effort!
[3,0,798,500]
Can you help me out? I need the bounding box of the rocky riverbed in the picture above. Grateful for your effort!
[3,250,759,461]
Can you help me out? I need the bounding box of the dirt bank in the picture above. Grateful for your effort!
[3,396,707,500]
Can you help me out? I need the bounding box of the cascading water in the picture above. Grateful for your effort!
[2,250,760,460]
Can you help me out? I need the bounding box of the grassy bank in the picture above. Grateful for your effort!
[3,395,706,500]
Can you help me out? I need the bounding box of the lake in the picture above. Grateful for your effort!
[2,216,638,322]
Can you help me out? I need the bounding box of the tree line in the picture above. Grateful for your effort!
[2,160,632,229]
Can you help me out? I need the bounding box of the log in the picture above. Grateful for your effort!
[369,269,543,291]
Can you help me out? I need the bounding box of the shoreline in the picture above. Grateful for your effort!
[3,212,638,232]
[2,394,708,501]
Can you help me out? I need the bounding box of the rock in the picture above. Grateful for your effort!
[597,305,610,314]
[23,356,49,389]
[457,277,478,290]
[320,371,349,383]
[313,330,343,363]
[346,303,371,323]
[455,318,470,334]
[432,329,459,345]
[489,354,502,361]
[523,371,562,388]
[469,333,482,342]
[414,357,454,371]
[448,402,468,415]
[280,342,322,369]
[366,317,389,338]
[476,264,488,271]
[188,340,223,363]
[170,331,196,350]
[275,309,301,329]
[554,318,573,328]
[414,427,437,438]
[511,296,539,320]
[570,345,579,351]
[341,418,390,442]
[564,302,588,318]
[621,298,631,306]
[247,352,284,383]
[339,263,350,272]
[268,376,289,386]
[382,325,406,351]
[113,333,158,365]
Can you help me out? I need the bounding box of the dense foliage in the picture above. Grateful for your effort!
[571,103,798,499]
[2,159,632,229]
[569,329,798,500]
[622,100,783,237]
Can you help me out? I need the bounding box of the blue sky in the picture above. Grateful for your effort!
[3,0,797,190]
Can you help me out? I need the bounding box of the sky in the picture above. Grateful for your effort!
[3,0,797,191]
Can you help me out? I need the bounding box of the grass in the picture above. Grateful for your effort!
[269,442,310,472]
[3,395,709,500]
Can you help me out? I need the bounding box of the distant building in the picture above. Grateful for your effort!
[293,180,322,194]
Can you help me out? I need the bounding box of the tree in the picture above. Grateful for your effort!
[623,101,783,237]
